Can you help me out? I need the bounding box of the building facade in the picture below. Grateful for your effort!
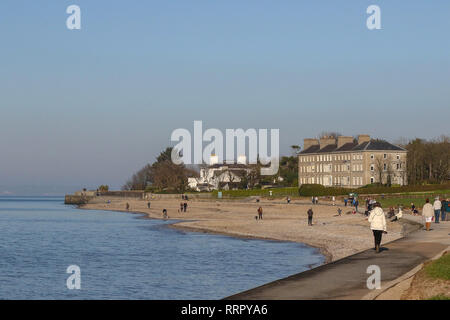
[298,135,407,188]
[187,155,251,191]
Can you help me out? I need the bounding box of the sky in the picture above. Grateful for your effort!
[0,1,449,195]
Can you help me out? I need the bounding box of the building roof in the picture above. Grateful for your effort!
[299,140,405,154]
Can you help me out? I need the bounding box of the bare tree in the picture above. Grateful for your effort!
[373,155,384,185]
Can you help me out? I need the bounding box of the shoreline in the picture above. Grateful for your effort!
[78,197,415,264]
[167,223,333,264]
[78,204,333,263]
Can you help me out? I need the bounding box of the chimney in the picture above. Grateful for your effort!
[337,136,354,148]
[303,138,319,151]
[358,134,370,144]
[319,136,336,149]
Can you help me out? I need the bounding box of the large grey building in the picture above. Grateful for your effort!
[298,135,407,188]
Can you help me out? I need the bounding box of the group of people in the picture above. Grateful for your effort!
[179,202,188,213]
[343,197,359,212]
[422,197,448,230]
[311,196,319,205]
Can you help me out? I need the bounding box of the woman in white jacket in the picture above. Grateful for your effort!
[368,202,387,253]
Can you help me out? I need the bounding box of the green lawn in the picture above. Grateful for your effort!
[429,295,450,300]
[378,196,445,209]
[424,253,450,281]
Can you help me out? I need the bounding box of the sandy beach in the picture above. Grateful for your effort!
[80,196,418,262]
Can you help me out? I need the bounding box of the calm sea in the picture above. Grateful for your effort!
[0,196,324,299]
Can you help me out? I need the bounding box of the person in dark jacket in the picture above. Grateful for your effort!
[257,207,263,220]
[441,199,448,221]
[307,208,313,226]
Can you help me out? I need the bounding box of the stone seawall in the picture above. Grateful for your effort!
[64,195,94,205]
[65,191,214,204]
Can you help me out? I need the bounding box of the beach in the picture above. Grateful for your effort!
[81,197,415,262]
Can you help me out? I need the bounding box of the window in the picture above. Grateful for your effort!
[397,155,400,160]
[383,163,387,171]
[371,177,374,183]
[397,163,400,170]
[371,154,374,159]
[384,154,387,159]
[370,165,374,171]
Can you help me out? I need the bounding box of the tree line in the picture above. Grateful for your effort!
[122,147,197,192]
[401,135,450,185]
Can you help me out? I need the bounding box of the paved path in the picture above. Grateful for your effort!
[226,216,450,300]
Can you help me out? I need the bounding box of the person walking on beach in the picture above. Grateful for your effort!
[332,196,336,206]
[125,202,130,211]
[257,207,263,220]
[162,209,168,219]
[312,196,315,205]
[287,197,291,204]
[433,197,442,223]
[355,199,359,212]
[315,196,319,205]
[344,198,348,207]
[368,202,387,253]
[307,208,314,226]
[147,202,151,209]
[180,202,184,213]
[183,202,188,212]
[337,207,342,216]
[422,199,434,231]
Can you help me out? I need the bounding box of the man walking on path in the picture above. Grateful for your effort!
[422,198,434,231]
[433,197,442,223]
[307,208,313,226]
[368,202,386,253]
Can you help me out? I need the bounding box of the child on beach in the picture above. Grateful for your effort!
[337,207,342,216]
[162,209,168,219]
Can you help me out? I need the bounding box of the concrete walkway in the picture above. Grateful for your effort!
[226,216,450,300]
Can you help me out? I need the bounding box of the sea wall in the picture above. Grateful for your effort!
[64,195,94,205]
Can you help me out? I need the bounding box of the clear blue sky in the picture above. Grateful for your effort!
[0,1,449,194]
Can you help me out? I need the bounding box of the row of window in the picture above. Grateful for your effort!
[369,163,403,171]
[300,163,363,173]
[300,153,402,163]
[299,176,363,186]
[299,154,356,162]
[370,154,401,160]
